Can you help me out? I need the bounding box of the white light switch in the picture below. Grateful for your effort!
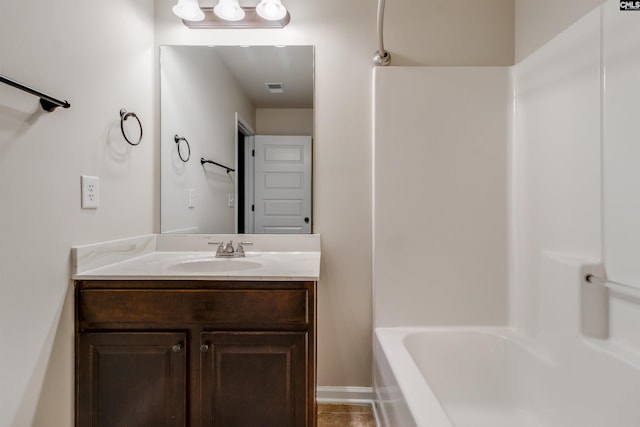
[188,188,195,208]
[81,175,99,209]
[228,193,234,208]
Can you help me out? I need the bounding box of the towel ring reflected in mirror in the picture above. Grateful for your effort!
[120,109,143,146]
[174,135,191,162]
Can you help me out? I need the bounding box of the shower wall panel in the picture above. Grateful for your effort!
[372,67,510,327]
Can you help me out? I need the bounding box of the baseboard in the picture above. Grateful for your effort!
[316,386,375,404]
[317,387,382,426]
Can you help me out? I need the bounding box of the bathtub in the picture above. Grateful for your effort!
[374,327,640,427]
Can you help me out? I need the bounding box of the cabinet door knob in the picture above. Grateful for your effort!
[171,344,183,353]
[200,344,210,353]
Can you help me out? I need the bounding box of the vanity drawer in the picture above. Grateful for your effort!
[78,289,309,327]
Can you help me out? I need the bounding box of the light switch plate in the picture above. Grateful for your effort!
[81,175,99,209]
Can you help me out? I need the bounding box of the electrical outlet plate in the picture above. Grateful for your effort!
[81,175,99,209]
[188,188,195,208]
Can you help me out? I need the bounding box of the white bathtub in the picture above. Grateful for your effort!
[374,327,640,427]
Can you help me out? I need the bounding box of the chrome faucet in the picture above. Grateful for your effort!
[208,240,253,257]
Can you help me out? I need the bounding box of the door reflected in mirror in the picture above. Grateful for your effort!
[160,45,314,234]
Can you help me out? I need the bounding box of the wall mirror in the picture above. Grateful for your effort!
[160,45,314,234]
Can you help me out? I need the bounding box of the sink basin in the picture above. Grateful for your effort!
[167,258,263,273]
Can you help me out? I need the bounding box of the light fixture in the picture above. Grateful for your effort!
[256,0,287,21]
[172,0,205,21]
[214,0,245,21]
[177,1,290,29]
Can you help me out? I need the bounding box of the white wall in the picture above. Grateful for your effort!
[601,0,640,354]
[154,0,514,388]
[512,6,602,336]
[256,108,313,135]
[515,0,606,61]
[0,1,155,425]
[602,3,640,289]
[373,67,510,327]
[160,46,255,233]
[512,0,640,361]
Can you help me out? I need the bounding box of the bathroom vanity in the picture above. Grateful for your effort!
[72,234,320,427]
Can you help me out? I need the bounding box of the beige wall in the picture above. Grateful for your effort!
[0,0,517,425]
[385,0,515,65]
[515,0,606,61]
[154,0,514,388]
[0,1,155,425]
[256,108,313,135]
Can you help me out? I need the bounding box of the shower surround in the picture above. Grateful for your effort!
[372,1,640,425]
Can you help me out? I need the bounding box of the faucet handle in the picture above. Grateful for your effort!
[208,241,224,255]
[236,242,253,256]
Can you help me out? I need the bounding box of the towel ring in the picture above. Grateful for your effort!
[174,135,191,162]
[120,109,143,146]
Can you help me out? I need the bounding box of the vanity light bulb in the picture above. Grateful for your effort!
[263,4,278,17]
[256,0,287,21]
[213,0,245,21]
[172,0,205,21]
[222,4,236,17]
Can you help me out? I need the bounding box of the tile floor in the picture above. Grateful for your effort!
[317,403,378,427]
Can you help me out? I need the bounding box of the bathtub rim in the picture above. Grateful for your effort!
[374,325,541,427]
[375,326,456,427]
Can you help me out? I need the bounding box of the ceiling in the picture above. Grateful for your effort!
[213,45,314,109]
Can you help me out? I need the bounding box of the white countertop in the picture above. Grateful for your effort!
[71,234,321,281]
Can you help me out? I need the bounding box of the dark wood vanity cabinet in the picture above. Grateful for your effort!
[75,280,316,427]
[76,332,187,427]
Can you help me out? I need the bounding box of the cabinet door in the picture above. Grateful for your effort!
[77,332,187,427]
[200,331,307,427]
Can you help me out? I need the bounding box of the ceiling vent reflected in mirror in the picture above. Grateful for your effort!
[265,83,284,94]
[174,0,290,29]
